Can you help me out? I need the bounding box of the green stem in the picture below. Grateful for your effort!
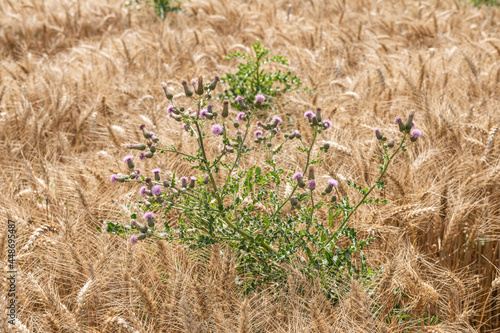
[319,135,408,252]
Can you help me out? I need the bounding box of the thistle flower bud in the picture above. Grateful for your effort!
[236,96,247,110]
[150,145,156,153]
[182,80,193,97]
[222,100,229,118]
[233,122,239,128]
[180,176,188,189]
[271,128,277,135]
[138,233,147,240]
[254,94,265,108]
[375,128,383,140]
[311,116,319,126]
[161,82,173,100]
[163,180,170,187]
[307,179,317,190]
[288,132,295,140]
[196,75,204,96]
[290,197,298,206]
[315,108,322,122]
[405,111,415,130]
[295,131,301,139]
[140,125,151,139]
[207,103,213,113]
[331,195,337,203]
[410,129,421,142]
[203,174,209,184]
[387,139,394,148]
[323,143,330,151]
[114,174,127,183]
[308,166,315,181]
[145,152,154,158]
[189,176,196,189]
[144,212,154,228]
[209,76,220,90]
[124,155,134,169]
[129,143,147,151]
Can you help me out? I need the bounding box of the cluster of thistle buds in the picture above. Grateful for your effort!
[304,108,332,131]
[375,111,422,148]
[290,167,339,209]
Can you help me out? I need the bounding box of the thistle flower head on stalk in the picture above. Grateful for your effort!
[212,124,224,135]
[410,129,422,142]
[151,185,162,196]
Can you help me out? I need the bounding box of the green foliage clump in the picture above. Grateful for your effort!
[127,0,182,19]
[467,0,499,6]
[219,40,306,110]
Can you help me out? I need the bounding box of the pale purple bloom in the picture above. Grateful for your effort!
[180,176,188,182]
[307,179,317,190]
[152,168,161,174]
[237,112,246,121]
[293,172,303,180]
[190,176,196,181]
[327,179,339,187]
[130,235,138,244]
[304,110,314,118]
[200,108,208,118]
[212,124,224,135]
[275,126,280,132]
[324,120,332,129]
[273,116,283,124]
[135,169,141,179]
[254,130,263,137]
[144,212,154,220]
[110,174,117,183]
[236,96,244,102]
[150,132,155,138]
[255,94,265,102]
[140,186,147,196]
[394,117,403,124]
[411,129,422,138]
[139,152,146,160]
[294,130,300,135]
[236,129,243,136]
[151,185,162,195]
[123,155,133,163]
[257,121,263,127]
[167,105,174,114]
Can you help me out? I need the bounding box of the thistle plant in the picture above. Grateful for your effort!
[109,76,421,292]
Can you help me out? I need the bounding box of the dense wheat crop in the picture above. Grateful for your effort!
[0,0,500,331]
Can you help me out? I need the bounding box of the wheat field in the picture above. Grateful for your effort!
[0,0,500,331]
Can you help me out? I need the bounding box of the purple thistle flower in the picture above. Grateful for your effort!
[130,235,138,245]
[411,129,422,139]
[293,172,303,180]
[167,105,174,114]
[180,176,188,188]
[200,108,208,118]
[324,120,332,129]
[212,124,224,135]
[189,176,196,188]
[110,174,117,183]
[151,185,162,196]
[255,94,265,102]
[304,110,314,118]
[150,132,155,138]
[144,212,154,220]
[236,96,244,102]
[140,186,147,196]
[139,152,146,160]
[190,176,196,181]
[327,178,339,187]
[152,168,161,174]
[273,116,283,124]
[237,112,246,121]
[203,174,210,184]
[254,130,263,137]
[394,117,403,124]
[123,155,133,163]
[135,169,141,179]
[307,179,317,190]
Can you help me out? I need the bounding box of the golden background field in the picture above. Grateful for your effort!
[1,0,500,331]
